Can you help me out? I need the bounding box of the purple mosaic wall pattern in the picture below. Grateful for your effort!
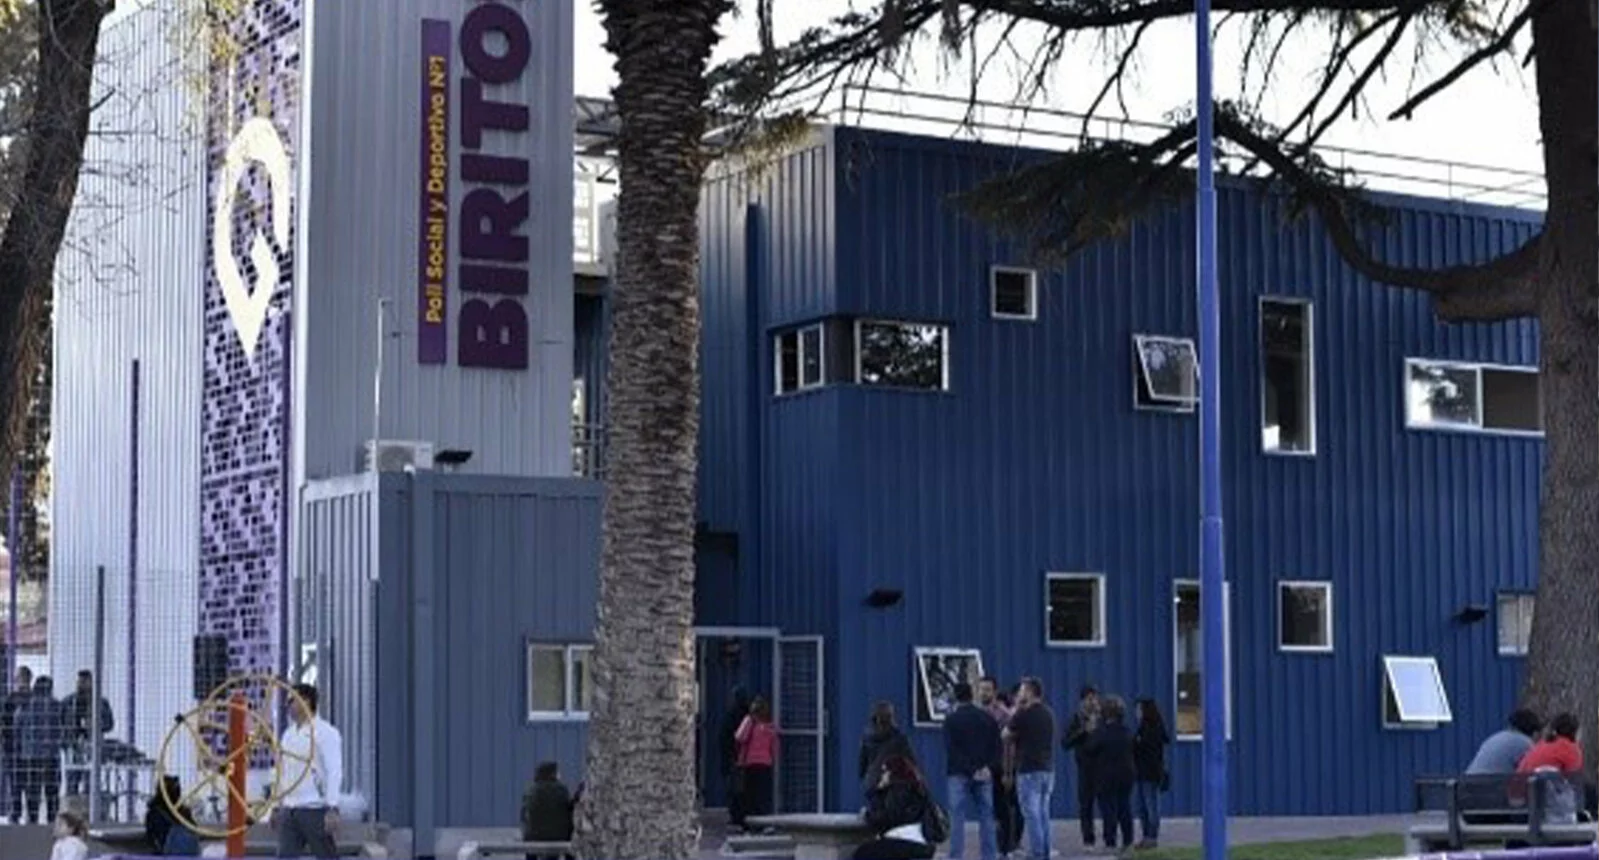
[200,0,303,683]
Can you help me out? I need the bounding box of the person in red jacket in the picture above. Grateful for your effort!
[1517,712,1585,823]
[734,697,779,830]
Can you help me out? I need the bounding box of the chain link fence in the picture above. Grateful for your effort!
[2,565,202,829]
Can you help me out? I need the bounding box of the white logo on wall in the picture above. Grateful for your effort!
[213,117,292,360]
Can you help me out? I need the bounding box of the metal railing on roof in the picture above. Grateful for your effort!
[821,84,1546,210]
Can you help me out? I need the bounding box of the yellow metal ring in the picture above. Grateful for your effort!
[153,674,318,839]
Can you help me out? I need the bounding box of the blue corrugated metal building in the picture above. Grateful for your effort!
[576,124,1546,818]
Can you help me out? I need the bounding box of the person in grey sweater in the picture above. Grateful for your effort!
[1467,709,1543,774]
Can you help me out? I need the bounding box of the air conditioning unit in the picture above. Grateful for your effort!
[363,439,436,473]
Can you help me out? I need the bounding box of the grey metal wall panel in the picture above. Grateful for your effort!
[297,0,575,482]
[300,472,599,830]
[48,5,203,765]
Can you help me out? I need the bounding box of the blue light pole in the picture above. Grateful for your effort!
[1194,0,1228,857]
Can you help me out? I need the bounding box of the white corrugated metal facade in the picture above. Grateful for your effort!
[297,0,575,482]
[49,4,203,767]
[49,0,576,774]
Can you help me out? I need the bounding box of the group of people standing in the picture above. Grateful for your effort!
[0,666,114,825]
[853,678,1173,860]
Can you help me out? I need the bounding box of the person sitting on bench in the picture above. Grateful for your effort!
[520,762,575,860]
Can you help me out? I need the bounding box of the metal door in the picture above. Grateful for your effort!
[776,635,825,813]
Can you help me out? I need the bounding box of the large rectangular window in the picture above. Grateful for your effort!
[1405,359,1541,434]
[855,320,950,391]
[1497,592,1535,657]
[1045,573,1106,648]
[774,324,826,395]
[1381,655,1452,729]
[1261,299,1314,454]
[1174,580,1231,740]
[527,642,593,721]
[1134,335,1199,412]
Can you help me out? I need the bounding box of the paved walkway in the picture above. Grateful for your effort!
[702,814,1413,859]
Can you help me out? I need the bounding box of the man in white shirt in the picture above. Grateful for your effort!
[275,684,344,859]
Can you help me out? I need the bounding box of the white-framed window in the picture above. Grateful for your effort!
[526,642,593,721]
[990,266,1038,321]
[774,324,826,395]
[1497,592,1535,657]
[1381,655,1452,730]
[855,320,950,391]
[1173,579,1232,741]
[1044,573,1106,648]
[1260,298,1315,454]
[1277,581,1333,653]
[1404,359,1541,435]
[1134,334,1199,412]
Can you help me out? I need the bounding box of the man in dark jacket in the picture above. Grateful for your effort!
[1061,685,1102,850]
[1085,696,1137,852]
[1,665,33,823]
[520,762,575,860]
[15,675,63,824]
[720,688,751,826]
[944,682,1000,860]
[61,670,114,799]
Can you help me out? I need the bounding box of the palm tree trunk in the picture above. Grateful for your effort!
[576,2,731,858]
[1520,0,1599,773]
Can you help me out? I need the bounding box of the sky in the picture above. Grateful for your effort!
[573,1,1546,201]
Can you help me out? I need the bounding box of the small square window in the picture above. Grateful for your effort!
[1133,335,1199,412]
[775,324,826,395]
[1045,573,1105,647]
[1497,592,1535,657]
[1277,581,1333,652]
[527,642,592,720]
[991,267,1038,320]
[1381,655,1452,729]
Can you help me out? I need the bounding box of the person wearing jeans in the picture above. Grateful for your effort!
[943,682,1001,860]
[1004,678,1057,860]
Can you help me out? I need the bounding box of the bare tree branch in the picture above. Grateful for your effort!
[1389,0,1546,119]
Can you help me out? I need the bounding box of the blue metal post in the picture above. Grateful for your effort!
[1194,0,1228,857]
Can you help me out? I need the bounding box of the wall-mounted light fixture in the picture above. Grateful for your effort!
[865,588,904,609]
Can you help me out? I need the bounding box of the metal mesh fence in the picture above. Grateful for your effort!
[2,565,213,829]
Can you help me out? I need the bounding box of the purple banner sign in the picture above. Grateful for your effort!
[418,19,451,365]
[455,0,532,370]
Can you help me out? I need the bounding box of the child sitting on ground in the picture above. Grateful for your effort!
[520,761,576,860]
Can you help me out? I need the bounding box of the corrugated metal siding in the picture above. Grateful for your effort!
[574,293,608,427]
[48,6,203,766]
[698,138,837,535]
[818,127,1543,815]
[300,474,387,816]
[304,472,600,832]
[298,0,574,482]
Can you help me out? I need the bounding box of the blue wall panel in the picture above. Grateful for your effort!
[807,128,1543,815]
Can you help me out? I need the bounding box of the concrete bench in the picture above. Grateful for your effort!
[1407,773,1596,854]
[456,839,574,860]
[723,832,797,858]
[746,814,875,860]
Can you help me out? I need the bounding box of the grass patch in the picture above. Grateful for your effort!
[1145,833,1407,860]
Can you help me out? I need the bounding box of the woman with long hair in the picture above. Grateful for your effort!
[856,755,943,860]
[859,701,915,791]
[1132,698,1171,849]
[734,696,779,829]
